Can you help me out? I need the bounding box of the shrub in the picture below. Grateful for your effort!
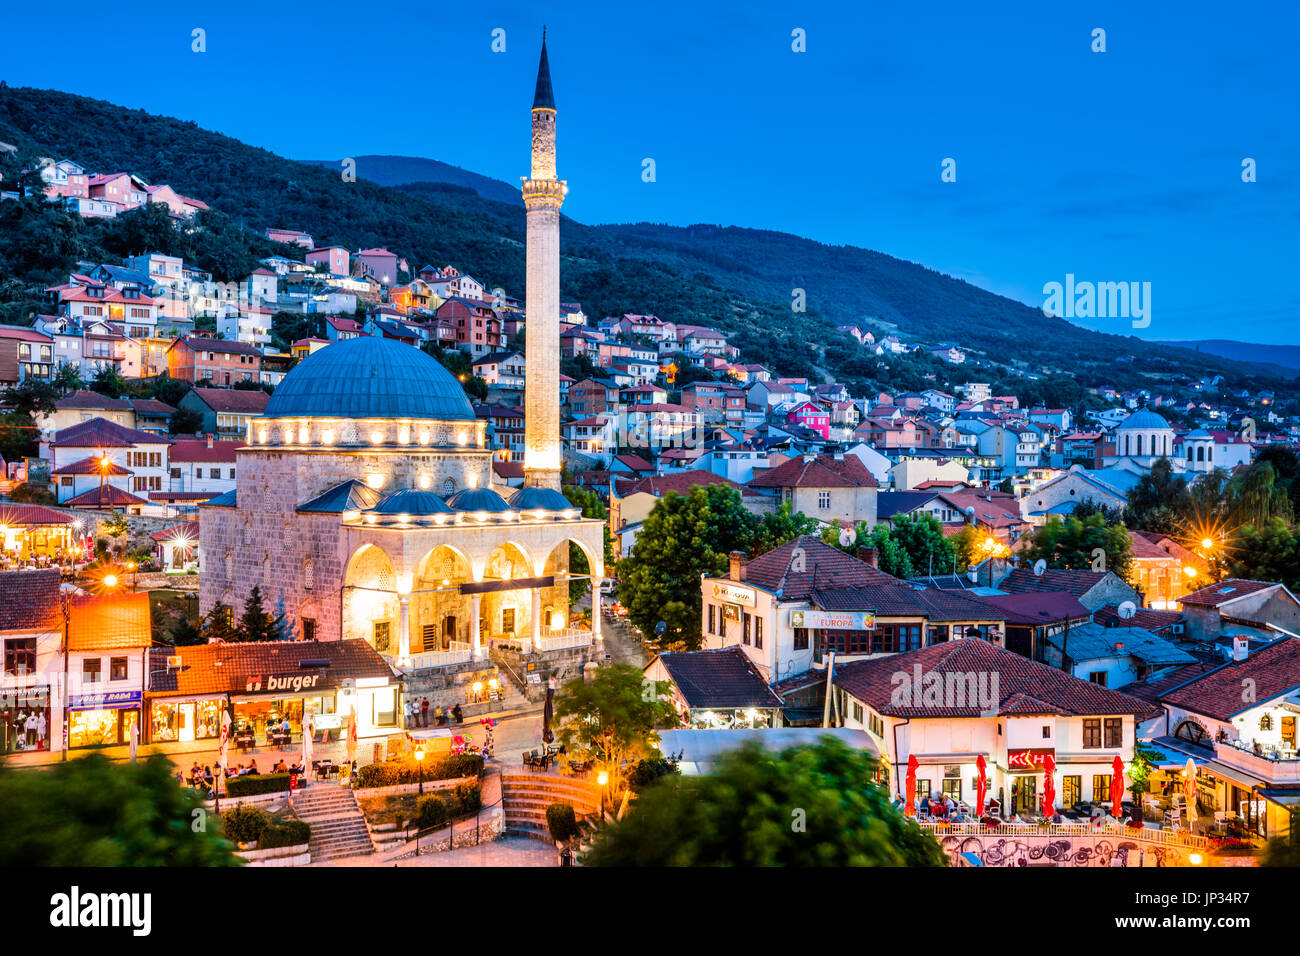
[225,773,291,797]
[546,803,581,844]
[355,753,484,789]
[258,820,310,849]
[627,755,680,792]
[221,804,269,845]
[414,795,448,831]
[442,783,482,817]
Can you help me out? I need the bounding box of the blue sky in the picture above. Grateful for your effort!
[3,1,1296,343]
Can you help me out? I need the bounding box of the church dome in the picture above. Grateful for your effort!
[367,488,454,516]
[508,487,573,512]
[446,488,511,512]
[1117,408,1171,431]
[263,336,475,421]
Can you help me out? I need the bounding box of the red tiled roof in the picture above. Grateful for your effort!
[833,638,1156,719]
[492,460,525,479]
[52,418,172,449]
[1178,579,1280,608]
[0,569,61,631]
[66,592,151,650]
[1093,604,1184,631]
[741,536,899,601]
[613,454,654,472]
[52,456,132,476]
[149,520,200,542]
[615,469,757,500]
[652,646,783,710]
[186,388,270,414]
[998,568,1111,598]
[749,453,879,489]
[54,390,133,412]
[0,504,76,527]
[1159,637,1300,720]
[967,591,1091,625]
[64,485,150,507]
[178,336,262,357]
[168,438,245,463]
[146,640,395,698]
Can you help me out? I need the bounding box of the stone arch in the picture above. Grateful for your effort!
[343,543,400,650]
[539,536,604,633]
[479,542,535,642]
[1173,716,1211,747]
[410,545,474,652]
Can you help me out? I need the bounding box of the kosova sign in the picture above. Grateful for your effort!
[711,582,756,607]
[789,609,876,631]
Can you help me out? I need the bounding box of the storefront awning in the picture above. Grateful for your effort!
[146,639,396,699]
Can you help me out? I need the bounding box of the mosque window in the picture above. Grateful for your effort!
[443,478,457,495]
[377,566,393,590]
[225,553,234,581]
[304,560,314,591]
[263,556,271,580]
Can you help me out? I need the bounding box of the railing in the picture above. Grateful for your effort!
[1216,738,1300,782]
[533,629,593,653]
[917,820,1209,849]
[390,642,473,671]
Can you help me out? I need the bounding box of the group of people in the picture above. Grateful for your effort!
[404,698,463,728]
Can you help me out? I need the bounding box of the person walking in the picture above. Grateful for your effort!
[404,698,414,729]
[421,697,430,728]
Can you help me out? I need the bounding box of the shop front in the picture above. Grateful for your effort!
[1,686,52,754]
[67,689,141,749]
[145,640,400,749]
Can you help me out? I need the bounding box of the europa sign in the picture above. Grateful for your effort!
[711,582,756,607]
[790,609,876,631]
[1007,748,1056,772]
[245,674,321,694]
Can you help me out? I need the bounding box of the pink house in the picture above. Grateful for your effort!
[306,246,350,276]
[41,160,88,199]
[356,248,400,285]
[88,173,149,210]
[266,228,314,249]
[786,401,830,439]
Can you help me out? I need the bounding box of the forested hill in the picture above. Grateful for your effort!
[0,85,1291,407]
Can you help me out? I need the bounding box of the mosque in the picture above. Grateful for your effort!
[199,35,605,668]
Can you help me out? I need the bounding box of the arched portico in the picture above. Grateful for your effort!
[342,542,401,652]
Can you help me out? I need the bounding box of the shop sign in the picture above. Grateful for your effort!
[244,674,321,694]
[1007,748,1056,772]
[711,582,756,607]
[67,690,142,711]
[723,603,741,622]
[790,609,876,631]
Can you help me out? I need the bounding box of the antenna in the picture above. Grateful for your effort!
[1033,558,1047,577]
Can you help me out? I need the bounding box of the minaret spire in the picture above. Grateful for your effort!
[522,30,566,490]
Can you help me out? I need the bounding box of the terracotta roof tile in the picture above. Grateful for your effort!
[652,646,784,710]
[0,569,61,631]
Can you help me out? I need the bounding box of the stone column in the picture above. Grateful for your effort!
[592,584,602,643]
[531,587,542,648]
[397,595,411,666]
[470,594,483,660]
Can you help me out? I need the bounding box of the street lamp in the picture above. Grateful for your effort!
[103,573,119,589]
[414,746,425,796]
[597,769,609,821]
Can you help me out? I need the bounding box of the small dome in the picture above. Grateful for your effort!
[367,488,453,516]
[508,487,573,511]
[263,336,475,421]
[1117,408,1171,431]
[446,488,511,512]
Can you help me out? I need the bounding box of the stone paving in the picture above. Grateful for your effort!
[392,836,558,867]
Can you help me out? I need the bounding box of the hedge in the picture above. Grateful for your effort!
[222,805,270,845]
[355,753,484,789]
[258,820,311,849]
[410,783,483,831]
[225,773,292,797]
[546,803,580,843]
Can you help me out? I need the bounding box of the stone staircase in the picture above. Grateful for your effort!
[291,785,375,863]
[500,771,601,844]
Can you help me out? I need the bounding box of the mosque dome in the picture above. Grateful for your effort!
[263,336,475,421]
[508,487,574,512]
[1117,408,1171,431]
[446,488,511,512]
[366,488,454,516]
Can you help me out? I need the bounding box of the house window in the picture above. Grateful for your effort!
[110,657,128,681]
[373,621,391,652]
[1104,718,1122,748]
[852,701,863,723]
[707,604,715,635]
[818,491,831,509]
[83,658,102,683]
[1089,671,1108,686]
[754,616,763,650]
[1083,719,1101,749]
[302,618,317,642]
[1093,774,1111,803]
[1062,775,1082,808]
[303,560,314,591]
[941,778,962,800]
[4,638,36,676]
[742,612,751,645]
[793,627,808,651]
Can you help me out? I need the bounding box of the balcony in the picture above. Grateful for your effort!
[1216,737,1300,783]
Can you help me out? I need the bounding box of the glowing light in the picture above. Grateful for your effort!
[1184,566,1198,579]
[321,429,335,445]
[1189,852,1204,865]
[418,429,430,446]
[258,428,268,443]
[103,573,119,588]
[365,472,385,489]
[397,425,410,445]
[468,474,479,489]
[472,681,483,694]
[1201,538,1215,550]
[549,610,565,630]
[396,573,413,596]
[597,771,609,787]
[369,429,384,444]
[418,474,431,490]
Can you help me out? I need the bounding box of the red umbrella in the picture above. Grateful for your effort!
[904,754,918,816]
[1041,753,1056,817]
[975,754,988,816]
[1111,755,1125,818]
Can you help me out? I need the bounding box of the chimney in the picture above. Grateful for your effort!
[1113,642,1125,652]
[1233,636,1249,662]
[729,550,746,582]
[858,546,879,569]
[206,433,214,449]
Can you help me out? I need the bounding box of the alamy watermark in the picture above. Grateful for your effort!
[890,665,999,714]
[1042,274,1151,329]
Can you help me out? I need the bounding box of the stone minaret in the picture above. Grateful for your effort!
[522,30,566,490]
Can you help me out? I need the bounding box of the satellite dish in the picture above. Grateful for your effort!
[1117,601,1138,621]
[838,526,857,548]
[654,621,667,637]
[1033,559,1047,577]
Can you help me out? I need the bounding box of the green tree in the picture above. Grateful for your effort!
[202,601,239,643]
[89,363,130,399]
[101,510,129,539]
[554,663,675,796]
[1228,519,1300,592]
[1124,458,1192,535]
[1022,513,1133,582]
[0,753,240,866]
[581,737,946,867]
[750,502,820,557]
[236,586,287,642]
[889,513,957,578]
[169,406,204,436]
[166,614,205,647]
[2,378,59,417]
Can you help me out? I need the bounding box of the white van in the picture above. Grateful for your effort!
[599,577,618,596]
